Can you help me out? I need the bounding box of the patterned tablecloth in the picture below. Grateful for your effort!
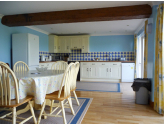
[11,70,64,104]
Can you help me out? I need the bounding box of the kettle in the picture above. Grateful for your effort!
[41,55,45,61]
[48,55,52,61]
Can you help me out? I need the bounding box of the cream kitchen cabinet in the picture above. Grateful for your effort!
[80,62,121,82]
[49,35,58,53]
[58,36,71,53]
[39,62,54,70]
[70,36,81,49]
[49,35,89,53]
[80,62,98,79]
[81,35,89,53]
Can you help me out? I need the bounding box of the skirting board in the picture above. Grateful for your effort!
[80,78,121,82]
[150,100,154,109]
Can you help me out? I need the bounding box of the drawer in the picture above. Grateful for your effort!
[110,62,121,66]
[98,62,110,66]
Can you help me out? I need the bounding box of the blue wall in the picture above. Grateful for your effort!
[0,18,48,67]
[136,5,158,102]
[89,35,134,52]
[147,5,158,102]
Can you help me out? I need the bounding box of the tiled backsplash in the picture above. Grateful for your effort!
[39,50,134,61]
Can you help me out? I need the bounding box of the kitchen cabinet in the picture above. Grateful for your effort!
[49,35,58,53]
[39,62,54,69]
[80,62,98,79]
[70,36,81,49]
[81,36,89,53]
[58,36,71,53]
[80,62,121,82]
[109,63,121,79]
[49,35,89,53]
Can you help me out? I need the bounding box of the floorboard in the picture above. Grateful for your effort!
[72,82,164,124]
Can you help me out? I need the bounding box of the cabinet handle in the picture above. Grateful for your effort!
[102,64,105,65]
[82,46,84,49]
[107,68,108,72]
[113,64,117,65]
[87,68,88,71]
[90,68,91,71]
[110,68,111,72]
[92,64,95,65]
[67,46,69,49]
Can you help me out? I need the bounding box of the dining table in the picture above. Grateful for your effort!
[12,70,64,116]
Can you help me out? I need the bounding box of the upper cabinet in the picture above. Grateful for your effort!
[81,35,89,53]
[48,35,89,53]
[49,35,58,53]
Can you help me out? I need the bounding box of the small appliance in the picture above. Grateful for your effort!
[41,55,45,61]
[48,55,52,61]
[52,55,60,61]
[119,57,126,61]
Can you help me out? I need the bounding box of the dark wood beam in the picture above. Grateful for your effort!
[1,4,152,27]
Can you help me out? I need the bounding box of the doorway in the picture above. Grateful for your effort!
[136,33,145,78]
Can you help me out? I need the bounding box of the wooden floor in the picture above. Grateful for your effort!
[74,83,164,124]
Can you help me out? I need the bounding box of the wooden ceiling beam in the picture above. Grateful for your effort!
[1,4,152,27]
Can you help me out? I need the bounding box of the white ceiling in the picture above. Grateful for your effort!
[0,1,162,36]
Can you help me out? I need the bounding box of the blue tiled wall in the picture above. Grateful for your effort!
[39,50,134,61]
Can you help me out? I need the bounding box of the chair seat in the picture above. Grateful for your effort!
[71,87,76,92]
[45,90,71,101]
[0,96,33,108]
[62,87,76,92]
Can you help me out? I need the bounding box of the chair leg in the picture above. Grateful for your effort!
[28,101,37,124]
[12,107,16,124]
[60,101,67,124]
[37,100,46,124]
[67,97,75,115]
[50,100,54,113]
[73,90,80,106]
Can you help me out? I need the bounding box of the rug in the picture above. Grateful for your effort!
[76,81,121,92]
[0,97,92,124]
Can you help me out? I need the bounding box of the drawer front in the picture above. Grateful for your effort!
[110,62,121,66]
[97,62,110,66]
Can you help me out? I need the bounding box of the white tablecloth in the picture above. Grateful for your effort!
[11,70,64,104]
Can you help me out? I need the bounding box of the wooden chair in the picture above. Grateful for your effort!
[13,61,29,72]
[50,61,68,112]
[63,62,80,107]
[38,63,75,124]
[0,61,9,67]
[71,62,80,106]
[51,61,68,71]
[0,64,37,124]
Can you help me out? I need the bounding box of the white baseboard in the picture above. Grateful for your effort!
[80,78,121,83]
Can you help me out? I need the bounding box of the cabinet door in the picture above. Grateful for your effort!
[58,37,65,53]
[81,36,89,53]
[98,63,109,79]
[71,37,81,49]
[80,65,89,78]
[109,63,121,79]
[65,37,71,53]
[49,35,58,53]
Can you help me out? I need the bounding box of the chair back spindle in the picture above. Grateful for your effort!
[0,64,19,106]
[13,61,29,72]
[58,63,75,98]
[51,61,68,72]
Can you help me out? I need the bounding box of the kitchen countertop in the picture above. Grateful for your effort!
[79,61,134,63]
[39,61,67,63]
[40,61,134,63]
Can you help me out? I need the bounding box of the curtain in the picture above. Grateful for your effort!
[144,20,148,78]
[154,3,164,115]
[134,34,137,78]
